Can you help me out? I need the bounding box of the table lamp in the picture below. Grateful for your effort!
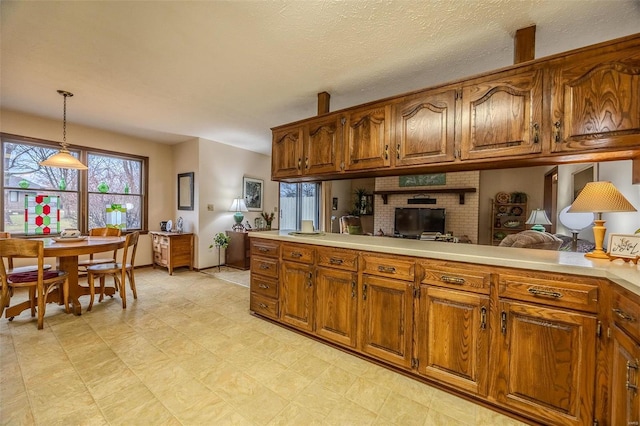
[558,206,595,252]
[229,197,248,231]
[525,209,552,232]
[568,181,637,259]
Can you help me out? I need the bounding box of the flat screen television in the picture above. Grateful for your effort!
[394,207,446,238]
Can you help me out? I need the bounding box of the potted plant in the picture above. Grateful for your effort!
[261,212,275,230]
[349,188,368,215]
[210,232,231,271]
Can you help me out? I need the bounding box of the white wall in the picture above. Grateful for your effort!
[1,109,175,266]
[195,138,275,269]
[600,160,640,238]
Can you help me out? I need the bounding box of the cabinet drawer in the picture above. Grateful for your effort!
[250,294,278,319]
[317,247,358,271]
[612,290,640,342]
[250,275,278,299]
[153,252,165,265]
[499,274,599,313]
[250,239,280,258]
[419,262,490,294]
[281,243,315,264]
[250,256,279,279]
[362,253,414,282]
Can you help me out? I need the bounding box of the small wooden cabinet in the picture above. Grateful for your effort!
[490,197,528,245]
[150,231,193,275]
[280,243,316,332]
[225,230,250,270]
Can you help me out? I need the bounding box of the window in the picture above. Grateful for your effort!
[1,134,147,234]
[279,182,320,231]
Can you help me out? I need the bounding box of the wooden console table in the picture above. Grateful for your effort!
[150,231,194,275]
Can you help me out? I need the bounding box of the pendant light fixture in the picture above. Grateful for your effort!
[39,90,88,170]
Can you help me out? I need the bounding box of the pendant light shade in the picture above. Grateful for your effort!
[39,90,88,170]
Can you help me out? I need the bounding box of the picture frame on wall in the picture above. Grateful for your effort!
[243,177,263,211]
[177,172,194,211]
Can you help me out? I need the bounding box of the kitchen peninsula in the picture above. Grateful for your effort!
[249,231,640,426]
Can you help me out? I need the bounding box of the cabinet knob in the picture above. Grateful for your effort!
[554,121,562,143]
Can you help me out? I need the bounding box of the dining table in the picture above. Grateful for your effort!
[41,235,126,315]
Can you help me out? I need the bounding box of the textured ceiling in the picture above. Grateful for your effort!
[1,1,639,155]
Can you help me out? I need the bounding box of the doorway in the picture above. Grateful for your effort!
[543,167,558,233]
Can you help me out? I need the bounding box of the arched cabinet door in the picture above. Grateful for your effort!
[549,43,640,153]
[461,68,543,160]
[344,103,392,172]
[393,87,457,166]
[303,114,343,176]
[272,125,303,179]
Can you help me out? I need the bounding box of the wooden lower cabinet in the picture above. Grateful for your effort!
[280,261,314,332]
[493,300,596,426]
[150,232,194,275]
[416,286,489,395]
[610,325,640,426]
[315,267,358,348]
[360,274,413,369]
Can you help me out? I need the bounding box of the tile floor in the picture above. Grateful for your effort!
[0,268,528,425]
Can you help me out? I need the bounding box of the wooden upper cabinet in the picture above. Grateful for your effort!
[549,44,640,153]
[392,88,458,166]
[303,114,343,175]
[344,103,392,171]
[272,125,303,179]
[460,68,543,160]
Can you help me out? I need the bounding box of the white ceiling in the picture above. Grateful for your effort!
[1,1,639,155]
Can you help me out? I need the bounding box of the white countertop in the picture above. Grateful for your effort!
[249,231,640,295]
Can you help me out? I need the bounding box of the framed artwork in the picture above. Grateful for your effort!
[607,233,640,259]
[178,172,194,211]
[399,173,446,187]
[332,197,338,210]
[243,177,263,211]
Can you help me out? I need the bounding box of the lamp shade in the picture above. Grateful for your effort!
[558,206,594,232]
[229,197,248,212]
[40,147,88,170]
[525,209,552,231]
[568,181,637,214]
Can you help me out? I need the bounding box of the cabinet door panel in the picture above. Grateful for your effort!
[360,274,413,368]
[280,262,314,331]
[495,300,596,425]
[315,267,358,348]
[611,326,640,426]
[550,47,640,152]
[344,104,391,171]
[393,89,457,166]
[272,126,303,178]
[305,115,342,175]
[417,287,489,395]
[461,69,543,159]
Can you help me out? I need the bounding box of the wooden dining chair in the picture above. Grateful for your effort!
[78,227,122,273]
[0,232,52,274]
[86,231,139,310]
[0,239,69,329]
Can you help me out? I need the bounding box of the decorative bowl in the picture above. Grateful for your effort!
[503,220,521,228]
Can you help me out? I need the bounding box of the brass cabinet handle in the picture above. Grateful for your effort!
[441,275,465,285]
[626,360,638,391]
[307,271,313,288]
[554,121,562,143]
[384,144,389,160]
[480,306,487,330]
[527,287,563,298]
[259,264,270,270]
[297,158,301,170]
[363,284,367,300]
[329,258,344,265]
[613,308,636,322]
[501,311,507,335]
[259,303,268,309]
[351,281,356,299]
[258,283,269,289]
[532,122,540,144]
[291,251,303,258]
[305,157,309,169]
[258,247,269,252]
[396,143,400,160]
[377,265,396,274]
